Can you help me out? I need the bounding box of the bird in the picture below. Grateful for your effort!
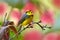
[17,10,33,31]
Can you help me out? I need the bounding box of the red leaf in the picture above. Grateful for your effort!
[8,25,18,34]
[0,26,8,39]
[0,25,18,39]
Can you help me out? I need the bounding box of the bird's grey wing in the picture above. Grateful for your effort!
[18,14,30,25]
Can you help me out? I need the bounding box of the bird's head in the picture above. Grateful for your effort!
[26,10,33,16]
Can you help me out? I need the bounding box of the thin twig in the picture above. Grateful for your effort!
[32,21,52,30]
[32,21,45,30]
[9,21,52,40]
[37,23,45,30]
[18,25,22,32]
[9,21,42,40]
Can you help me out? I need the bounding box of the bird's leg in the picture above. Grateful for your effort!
[27,23,33,28]
[30,25,33,28]
[38,20,42,23]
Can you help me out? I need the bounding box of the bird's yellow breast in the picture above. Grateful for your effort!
[21,16,33,26]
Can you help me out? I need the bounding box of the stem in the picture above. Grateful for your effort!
[32,21,52,30]
[9,21,52,40]
[32,21,45,30]
[18,25,22,32]
[37,23,44,30]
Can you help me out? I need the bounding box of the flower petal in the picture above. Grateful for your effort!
[40,9,54,26]
[52,0,60,8]
[0,2,8,15]
[0,2,8,22]
[43,32,58,40]
[9,8,21,26]
[22,2,36,13]
[24,30,43,40]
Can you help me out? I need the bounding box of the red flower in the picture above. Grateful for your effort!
[0,2,9,24]
[24,30,43,40]
[0,2,8,22]
[0,2,8,16]
[40,9,54,26]
[22,2,36,13]
[9,8,21,26]
[52,0,60,8]
[43,32,59,40]
[57,33,60,40]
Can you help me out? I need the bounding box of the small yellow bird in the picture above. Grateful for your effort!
[18,10,33,31]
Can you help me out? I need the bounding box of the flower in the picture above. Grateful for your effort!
[9,8,21,26]
[40,9,54,26]
[22,2,37,13]
[52,0,60,8]
[23,30,43,40]
[0,2,8,15]
[0,2,8,22]
[43,32,60,40]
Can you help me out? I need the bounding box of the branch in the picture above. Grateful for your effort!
[9,21,52,40]
[9,24,32,40]
[32,21,52,30]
